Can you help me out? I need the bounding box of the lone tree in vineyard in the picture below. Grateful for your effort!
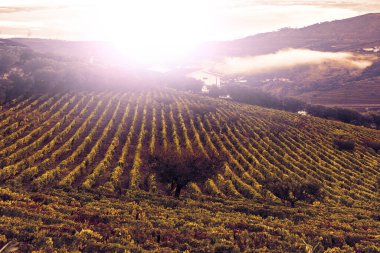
[264,177,324,207]
[148,147,224,198]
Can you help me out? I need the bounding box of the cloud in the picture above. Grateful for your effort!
[0,0,379,41]
[210,48,377,76]
[0,6,66,14]
[205,0,380,40]
[0,7,32,13]
[233,0,380,10]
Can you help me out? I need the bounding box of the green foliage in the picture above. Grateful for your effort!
[332,130,355,151]
[0,188,378,252]
[364,139,380,152]
[0,90,379,251]
[166,75,204,93]
[148,146,224,197]
[264,177,324,207]
[0,90,378,202]
[189,104,217,118]
[219,84,378,128]
[333,138,355,151]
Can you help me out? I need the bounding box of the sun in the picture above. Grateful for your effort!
[91,0,211,65]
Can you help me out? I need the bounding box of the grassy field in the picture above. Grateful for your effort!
[0,90,379,252]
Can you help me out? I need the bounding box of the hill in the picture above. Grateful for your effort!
[219,13,380,56]
[10,38,127,65]
[12,14,380,62]
[203,13,380,110]
[0,90,379,251]
[8,14,380,110]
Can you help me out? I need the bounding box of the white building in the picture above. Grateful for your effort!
[186,70,222,93]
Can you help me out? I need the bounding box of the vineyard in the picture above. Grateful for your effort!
[0,90,379,252]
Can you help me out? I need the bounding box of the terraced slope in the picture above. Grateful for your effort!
[0,90,379,252]
[0,90,379,204]
[0,188,379,252]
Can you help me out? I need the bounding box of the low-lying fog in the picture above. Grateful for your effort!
[209,48,377,76]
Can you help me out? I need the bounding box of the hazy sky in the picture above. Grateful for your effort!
[1,0,380,42]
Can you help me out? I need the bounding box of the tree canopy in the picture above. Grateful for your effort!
[264,177,324,207]
[148,147,224,198]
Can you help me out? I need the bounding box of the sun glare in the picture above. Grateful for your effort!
[91,0,211,64]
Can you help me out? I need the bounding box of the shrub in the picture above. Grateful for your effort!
[264,177,324,207]
[364,139,380,152]
[165,75,204,93]
[333,138,355,151]
[213,240,240,253]
[189,104,217,118]
[355,241,380,253]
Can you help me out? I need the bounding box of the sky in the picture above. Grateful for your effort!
[1,0,380,42]
[1,0,380,64]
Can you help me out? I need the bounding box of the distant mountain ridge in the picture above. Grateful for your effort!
[9,13,380,61]
[0,39,26,48]
[218,13,380,56]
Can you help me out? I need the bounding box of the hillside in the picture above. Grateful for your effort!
[8,14,380,110]
[13,14,380,61]
[204,13,380,110]
[221,13,380,56]
[0,90,379,251]
[10,38,126,65]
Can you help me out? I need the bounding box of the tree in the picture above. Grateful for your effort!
[333,138,355,151]
[147,147,224,198]
[282,97,306,112]
[364,139,380,152]
[165,74,204,93]
[264,177,324,207]
[0,52,17,74]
